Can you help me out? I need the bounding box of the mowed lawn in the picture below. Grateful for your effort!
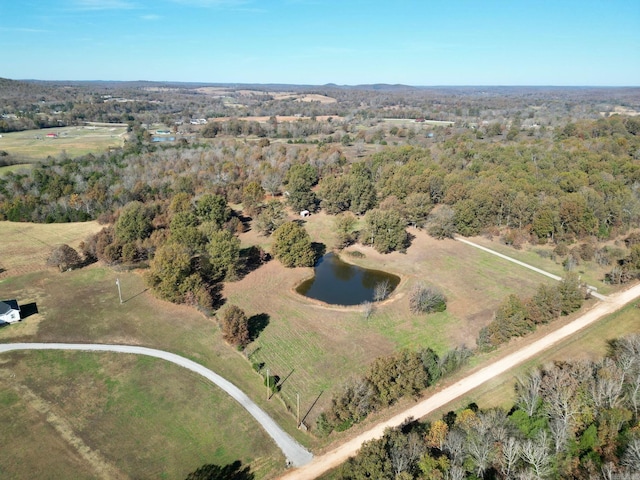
[0,125,126,159]
[0,350,281,479]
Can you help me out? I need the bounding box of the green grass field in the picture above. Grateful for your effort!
[0,350,281,479]
[0,125,126,159]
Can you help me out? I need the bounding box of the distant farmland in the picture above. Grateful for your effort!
[0,125,127,159]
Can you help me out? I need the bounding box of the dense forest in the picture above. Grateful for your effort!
[332,334,640,480]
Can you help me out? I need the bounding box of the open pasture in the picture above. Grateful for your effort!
[0,220,103,280]
[0,125,126,159]
[0,350,280,479]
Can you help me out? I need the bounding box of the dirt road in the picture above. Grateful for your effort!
[278,282,640,479]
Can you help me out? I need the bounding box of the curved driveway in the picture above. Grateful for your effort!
[0,343,313,468]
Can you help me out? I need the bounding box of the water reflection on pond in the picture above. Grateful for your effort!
[296,253,400,305]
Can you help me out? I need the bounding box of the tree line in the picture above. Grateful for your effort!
[334,333,640,479]
[317,346,472,435]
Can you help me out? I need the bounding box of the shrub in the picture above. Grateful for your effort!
[409,284,447,314]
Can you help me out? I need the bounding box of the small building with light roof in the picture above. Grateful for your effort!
[0,300,21,324]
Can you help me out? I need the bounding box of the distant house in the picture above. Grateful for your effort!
[46,133,58,138]
[0,300,20,324]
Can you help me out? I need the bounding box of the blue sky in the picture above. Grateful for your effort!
[1,0,639,85]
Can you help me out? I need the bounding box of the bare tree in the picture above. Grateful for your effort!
[540,362,591,435]
[466,432,493,478]
[591,358,625,412]
[621,438,640,472]
[516,369,542,416]
[447,464,465,480]
[361,301,374,320]
[499,436,521,479]
[548,417,569,454]
[521,430,553,479]
[444,428,466,466]
[389,430,425,477]
[373,279,391,302]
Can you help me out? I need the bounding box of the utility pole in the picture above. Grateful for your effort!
[266,368,270,400]
[296,393,300,428]
[115,278,123,304]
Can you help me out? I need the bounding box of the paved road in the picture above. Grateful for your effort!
[0,343,313,468]
[278,282,640,479]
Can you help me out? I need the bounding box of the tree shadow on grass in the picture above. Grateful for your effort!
[248,313,269,342]
[210,283,226,311]
[236,246,270,280]
[185,459,254,480]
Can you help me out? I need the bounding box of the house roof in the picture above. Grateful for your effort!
[0,300,19,315]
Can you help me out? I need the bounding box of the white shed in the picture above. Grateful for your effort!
[0,300,21,324]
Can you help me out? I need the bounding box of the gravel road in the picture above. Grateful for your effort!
[277,282,640,480]
[0,342,313,468]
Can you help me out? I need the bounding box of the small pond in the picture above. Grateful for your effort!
[296,252,400,305]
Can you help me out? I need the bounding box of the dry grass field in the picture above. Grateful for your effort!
[466,235,615,294]
[0,125,127,159]
[0,221,103,280]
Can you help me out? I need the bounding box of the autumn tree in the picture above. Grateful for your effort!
[271,222,316,267]
[47,244,82,272]
[334,211,357,249]
[242,181,264,217]
[219,305,250,348]
[195,193,231,228]
[284,163,318,212]
[427,205,456,239]
[169,211,204,254]
[206,228,241,281]
[146,243,211,309]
